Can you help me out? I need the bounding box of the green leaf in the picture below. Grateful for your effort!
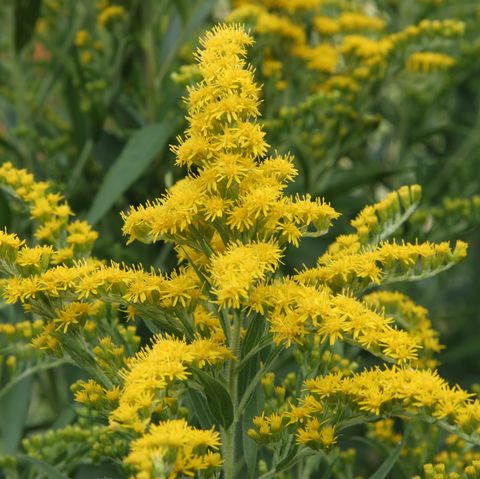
[87,122,172,225]
[18,454,70,479]
[142,317,182,337]
[368,426,410,479]
[275,444,300,471]
[235,347,282,423]
[0,376,32,454]
[14,0,43,52]
[0,190,12,227]
[0,359,67,402]
[241,315,266,358]
[238,317,267,394]
[191,368,234,429]
[157,0,216,86]
[185,388,216,430]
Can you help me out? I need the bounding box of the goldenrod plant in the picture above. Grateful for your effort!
[0,24,479,479]
[2,1,480,377]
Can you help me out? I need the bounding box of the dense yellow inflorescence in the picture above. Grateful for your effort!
[0,161,98,261]
[125,419,222,479]
[110,336,231,433]
[0,22,478,479]
[122,24,340,320]
[406,51,456,72]
[229,0,464,88]
[364,290,443,364]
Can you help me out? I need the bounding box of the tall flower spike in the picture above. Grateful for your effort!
[173,24,265,168]
[122,23,339,252]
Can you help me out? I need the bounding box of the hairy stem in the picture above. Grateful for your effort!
[222,311,243,479]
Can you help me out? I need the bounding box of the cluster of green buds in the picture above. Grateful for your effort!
[21,420,127,474]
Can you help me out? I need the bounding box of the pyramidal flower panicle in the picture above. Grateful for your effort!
[122,24,340,315]
[0,22,477,479]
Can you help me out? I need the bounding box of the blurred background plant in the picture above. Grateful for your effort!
[1,0,480,478]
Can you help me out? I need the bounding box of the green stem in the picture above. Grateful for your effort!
[234,347,282,424]
[257,449,318,479]
[222,311,243,479]
[235,334,272,372]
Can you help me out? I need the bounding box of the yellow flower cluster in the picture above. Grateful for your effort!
[74,29,90,47]
[1,259,203,352]
[402,432,480,479]
[415,460,480,479]
[229,0,464,89]
[406,52,456,72]
[364,290,443,365]
[367,418,402,446]
[0,319,46,373]
[2,259,194,305]
[250,411,336,450]
[193,304,225,342]
[248,413,285,443]
[0,162,97,260]
[0,318,44,340]
[54,301,101,333]
[276,366,480,443]
[209,241,282,308]
[122,24,339,315]
[0,230,24,267]
[125,419,222,479]
[249,278,420,362]
[314,12,386,35]
[298,236,467,292]
[74,379,121,409]
[296,420,337,450]
[110,336,231,432]
[389,18,465,43]
[97,3,126,26]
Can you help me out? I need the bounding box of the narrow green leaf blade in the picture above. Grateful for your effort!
[368,426,410,479]
[14,0,43,51]
[87,122,172,225]
[185,388,216,430]
[18,454,70,479]
[0,376,32,454]
[192,368,234,429]
[0,359,67,402]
